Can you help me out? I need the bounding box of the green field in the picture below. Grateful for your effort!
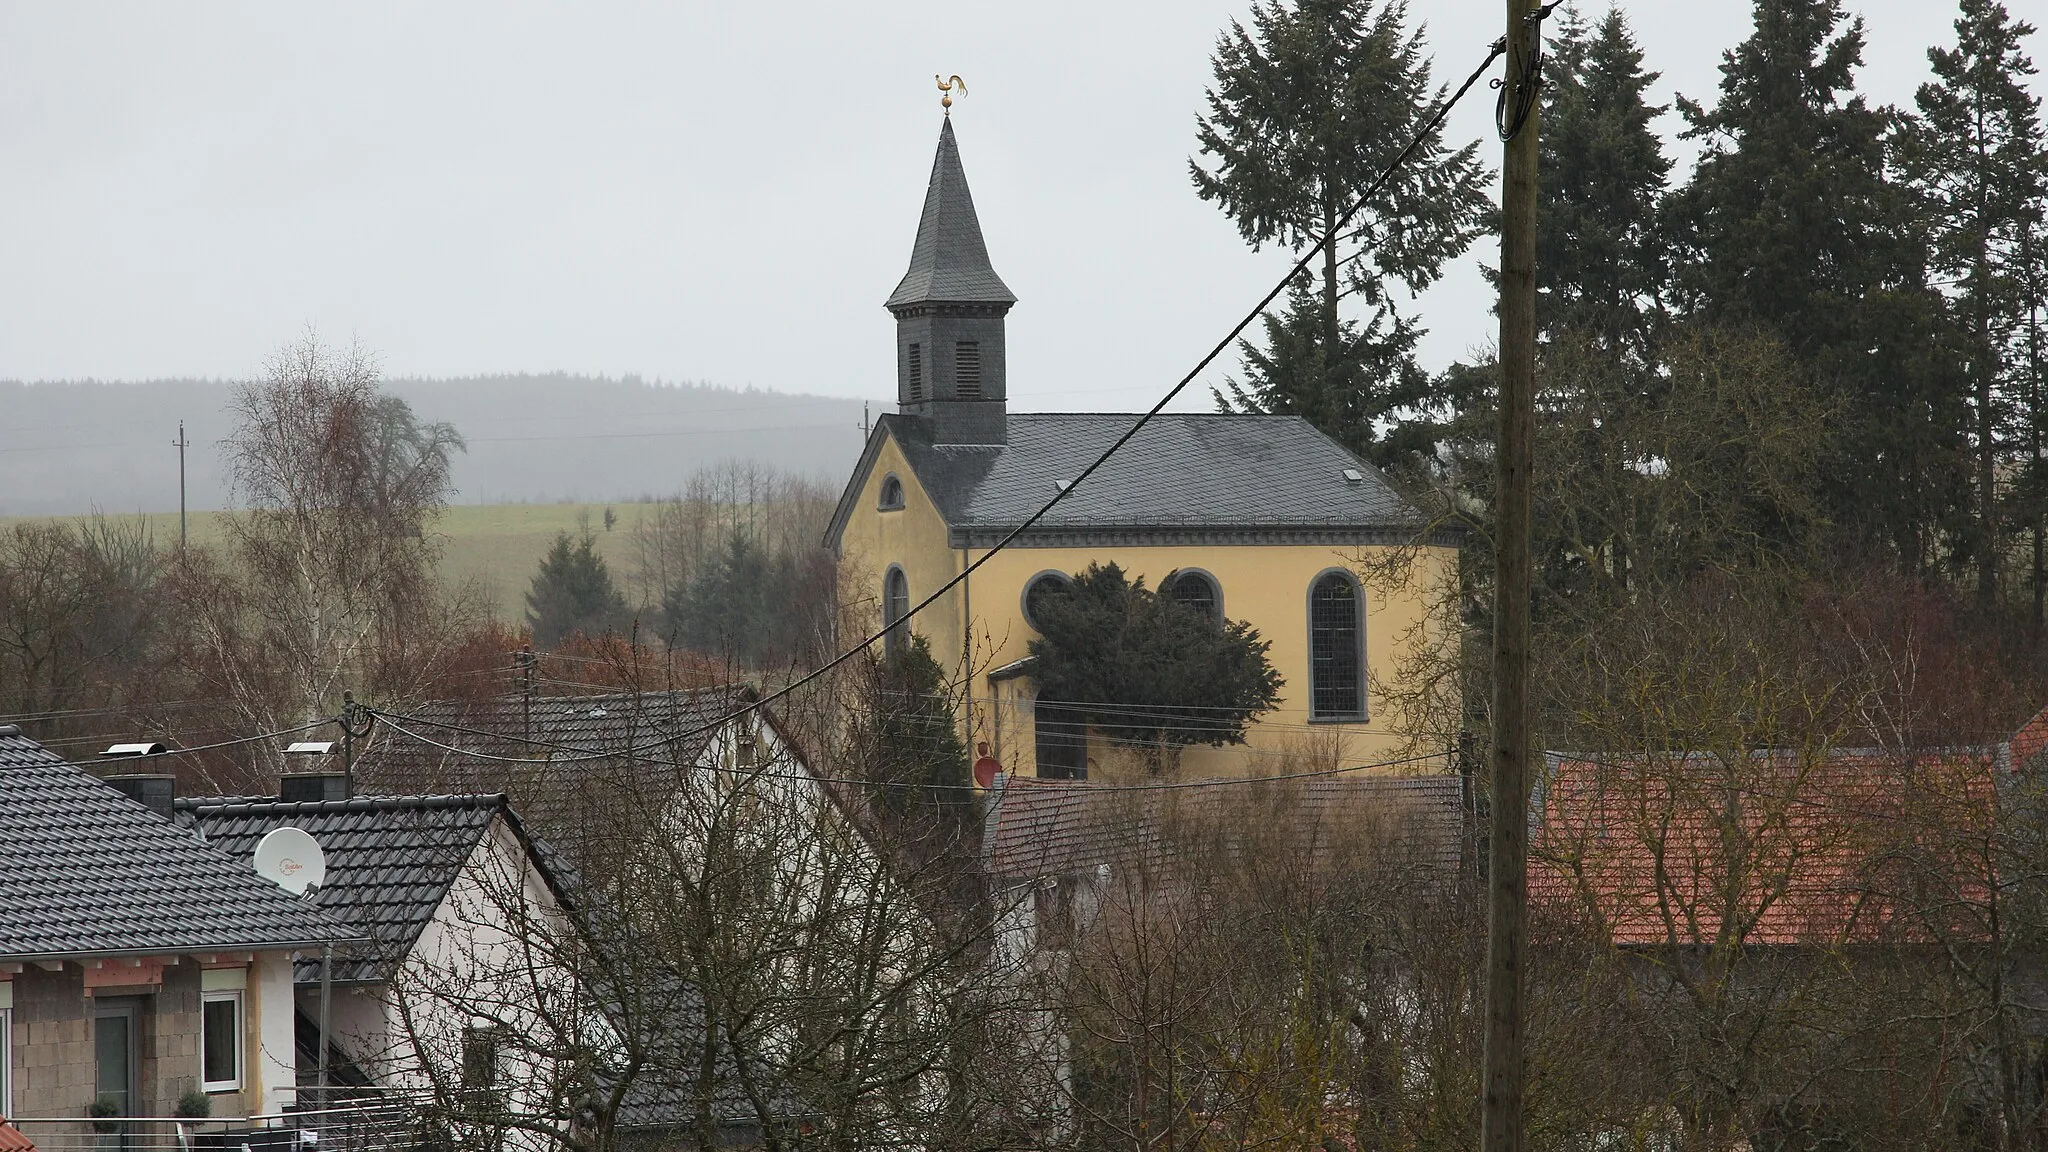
[1,503,654,624]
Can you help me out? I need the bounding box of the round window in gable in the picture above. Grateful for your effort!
[1162,568,1222,624]
[878,474,905,511]
[1022,571,1074,632]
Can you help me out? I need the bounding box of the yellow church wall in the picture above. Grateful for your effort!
[956,542,1456,780]
[837,428,1458,784]
[837,436,966,679]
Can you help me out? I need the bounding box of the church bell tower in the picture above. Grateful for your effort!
[885,117,1014,445]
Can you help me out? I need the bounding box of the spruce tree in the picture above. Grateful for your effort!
[1537,7,1671,347]
[1028,563,1284,768]
[525,527,629,648]
[1192,0,1489,465]
[1898,0,2046,602]
[1665,0,1968,568]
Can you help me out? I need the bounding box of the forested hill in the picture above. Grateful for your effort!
[0,374,870,515]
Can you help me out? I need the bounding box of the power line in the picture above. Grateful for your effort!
[363,706,1448,794]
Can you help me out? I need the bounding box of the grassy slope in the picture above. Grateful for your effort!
[0,503,651,624]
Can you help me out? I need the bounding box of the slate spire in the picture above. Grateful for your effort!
[886,118,1016,310]
[887,118,1013,444]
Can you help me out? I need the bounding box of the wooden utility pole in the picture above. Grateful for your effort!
[172,420,190,551]
[1483,1,1541,1150]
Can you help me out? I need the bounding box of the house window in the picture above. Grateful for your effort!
[461,1024,506,1116]
[201,990,243,1092]
[907,343,925,403]
[878,474,905,511]
[1034,701,1087,780]
[956,341,983,399]
[883,567,910,658]
[1022,571,1073,633]
[1162,569,1222,623]
[1309,570,1365,720]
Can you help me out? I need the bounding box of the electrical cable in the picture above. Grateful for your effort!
[362,706,1450,793]
[1494,0,1562,142]
[50,717,340,760]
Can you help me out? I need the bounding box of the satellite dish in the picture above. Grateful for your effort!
[253,826,326,895]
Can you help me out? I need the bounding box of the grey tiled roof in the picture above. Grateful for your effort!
[884,118,1015,310]
[983,772,1465,880]
[879,411,1423,535]
[0,728,360,961]
[176,794,543,984]
[350,687,754,843]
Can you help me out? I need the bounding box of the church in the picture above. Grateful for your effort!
[826,115,1459,781]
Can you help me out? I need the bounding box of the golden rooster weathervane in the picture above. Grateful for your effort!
[936,74,966,115]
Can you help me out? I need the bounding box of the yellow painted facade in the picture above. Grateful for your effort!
[837,429,1459,781]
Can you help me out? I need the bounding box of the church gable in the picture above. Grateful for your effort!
[825,420,956,558]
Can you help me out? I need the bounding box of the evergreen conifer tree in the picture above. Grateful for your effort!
[1898,0,2046,602]
[525,527,629,648]
[863,634,970,824]
[1538,7,1671,347]
[1192,0,1489,465]
[1666,0,1969,568]
[1029,563,1283,768]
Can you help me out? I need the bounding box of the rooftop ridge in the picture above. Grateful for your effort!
[176,793,508,814]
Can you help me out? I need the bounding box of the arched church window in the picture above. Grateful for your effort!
[878,474,905,511]
[1308,570,1364,720]
[883,567,910,658]
[1162,569,1222,624]
[1022,571,1073,632]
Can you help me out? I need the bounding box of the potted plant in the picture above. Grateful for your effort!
[86,1095,123,1134]
[175,1090,211,1120]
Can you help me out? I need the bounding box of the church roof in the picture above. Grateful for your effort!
[884,118,1016,310]
[831,412,1443,549]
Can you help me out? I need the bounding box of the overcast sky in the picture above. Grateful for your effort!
[2,2,2040,416]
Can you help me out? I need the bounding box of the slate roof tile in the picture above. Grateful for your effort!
[884,118,1015,310]
[863,412,1426,543]
[350,687,753,843]
[177,794,507,984]
[0,728,360,960]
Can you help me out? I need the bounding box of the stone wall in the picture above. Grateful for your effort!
[7,961,205,1120]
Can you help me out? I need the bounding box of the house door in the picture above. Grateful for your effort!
[92,1001,140,1124]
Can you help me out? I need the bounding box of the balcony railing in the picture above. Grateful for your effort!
[7,1092,437,1152]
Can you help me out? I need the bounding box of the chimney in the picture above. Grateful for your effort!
[280,772,352,804]
[280,740,351,803]
[105,774,177,820]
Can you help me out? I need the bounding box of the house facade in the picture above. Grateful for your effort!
[0,725,359,1133]
[827,118,1460,781]
[178,784,578,1146]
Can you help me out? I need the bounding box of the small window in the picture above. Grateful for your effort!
[201,990,242,1092]
[906,344,924,403]
[461,1024,506,1116]
[878,474,905,511]
[1022,571,1073,633]
[1162,569,1222,624]
[883,567,910,658]
[1034,701,1088,780]
[1309,570,1365,720]
[956,341,983,399]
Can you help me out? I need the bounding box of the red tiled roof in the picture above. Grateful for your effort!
[0,1122,37,1152]
[1531,745,2003,948]
[983,772,1464,880]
